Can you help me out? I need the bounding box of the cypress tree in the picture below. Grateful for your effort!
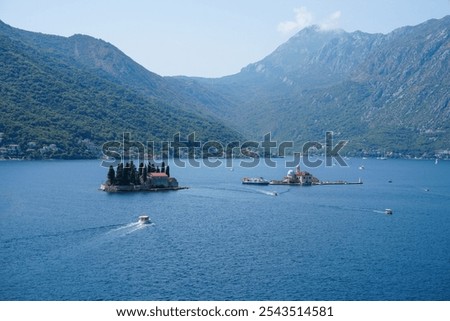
[107,165,115,184]
[165,165,170,177]
[138,162,144,177]
[142,166,148,182]
[130,160,137,184]
[123,162,130,184]
[116,163,123,185]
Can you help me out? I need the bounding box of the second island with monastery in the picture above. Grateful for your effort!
[242,165,362,186]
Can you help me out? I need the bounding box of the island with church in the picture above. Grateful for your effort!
[100,161,188,192]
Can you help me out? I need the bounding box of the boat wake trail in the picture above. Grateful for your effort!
[1,223,124,245]
[255,189,279,196]
[278,188,291,194]
[108,222,140,232]
[107,221,154,237]
[76,221,154,250]
[200,185,276,197]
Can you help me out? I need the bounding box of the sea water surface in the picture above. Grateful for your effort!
[0,158,449,300]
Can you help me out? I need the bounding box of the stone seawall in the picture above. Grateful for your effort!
[100,184,188,192]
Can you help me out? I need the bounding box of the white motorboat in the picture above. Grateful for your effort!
[385,209,393,215]
[138,215,151,224]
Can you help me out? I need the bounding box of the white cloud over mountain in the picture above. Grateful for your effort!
[277,7,313,34]
[278,7,342,34]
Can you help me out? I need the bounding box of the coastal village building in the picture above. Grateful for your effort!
[286,166,314,185]
[270,165,319,186]
[149,172,179,188]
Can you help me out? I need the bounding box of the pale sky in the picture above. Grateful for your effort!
[1,0,449,77]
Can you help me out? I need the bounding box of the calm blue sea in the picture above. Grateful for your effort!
[1,158,449,301]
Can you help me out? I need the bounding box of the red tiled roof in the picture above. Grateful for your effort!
[150,172,168,177]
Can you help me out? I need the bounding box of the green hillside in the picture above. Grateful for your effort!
[0,21,243,159]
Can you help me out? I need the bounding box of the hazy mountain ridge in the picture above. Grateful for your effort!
[0,16,448,159]
[192,16,450,156]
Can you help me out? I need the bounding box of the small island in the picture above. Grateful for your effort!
[269,166,362,186]
[268,165,319,186]
[100,161,187,192]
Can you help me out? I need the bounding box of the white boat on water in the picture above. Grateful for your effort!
[242,177,270,185]
[385,209,393,215]
[138,215,151,224]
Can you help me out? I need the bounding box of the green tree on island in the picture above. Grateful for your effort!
[107,165,115,184]
[115,163,124,185]
[142,165,148,182]
[129,161,138,185]
[138,162,144,177]
[123,163,130,185]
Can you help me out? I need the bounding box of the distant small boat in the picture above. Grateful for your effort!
[435,158,439,165]
[138,215,151,224]
[358,165,365,170]
[242,177,270,185]
[385,209,393,215]
[378,150,387,160]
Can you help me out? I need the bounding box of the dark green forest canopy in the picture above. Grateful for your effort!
[0,23,243,159]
